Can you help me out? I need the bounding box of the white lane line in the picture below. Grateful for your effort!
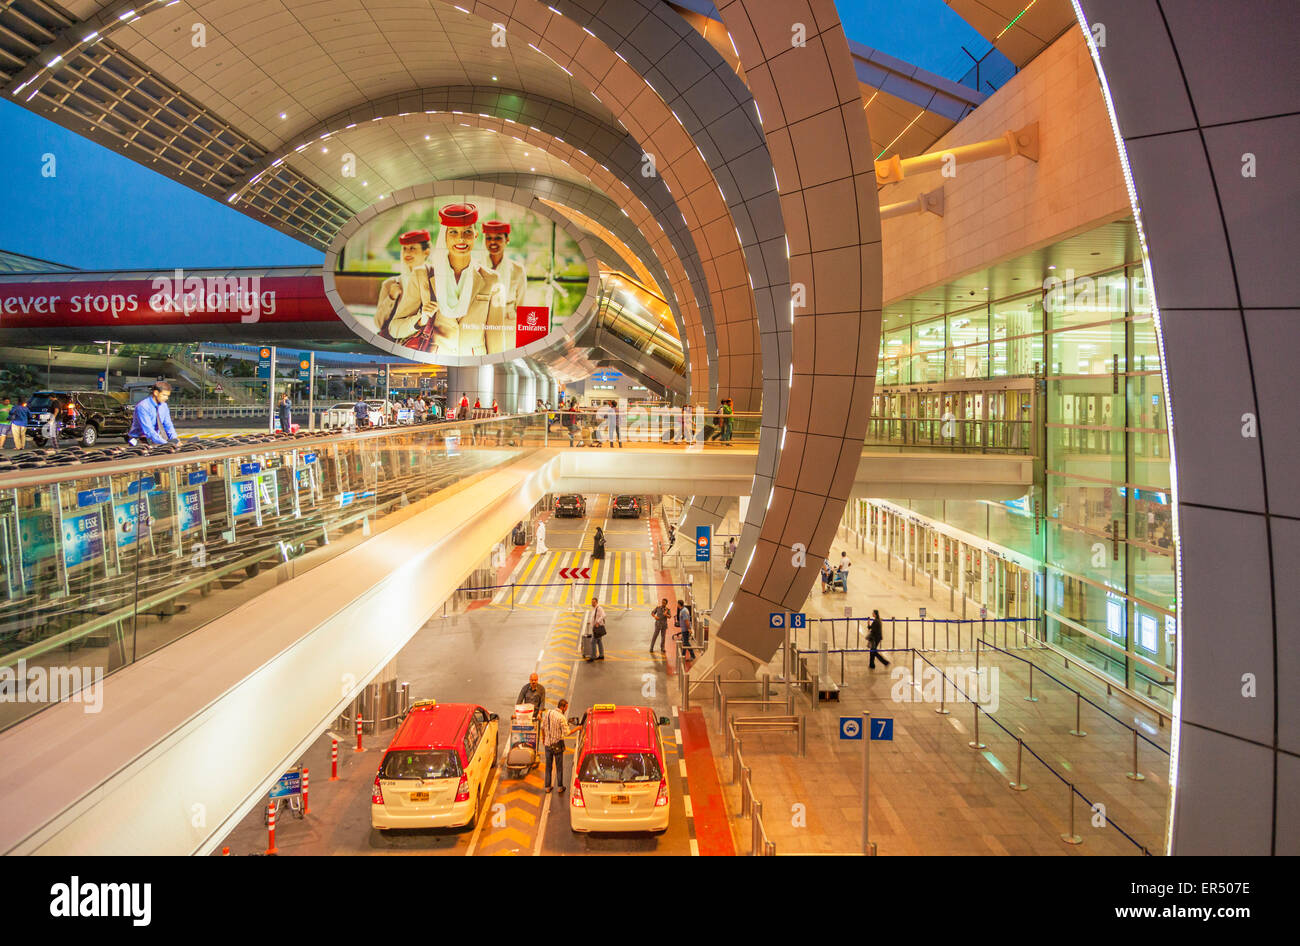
[689,838,699,856]
[683,796,694,818]
[674,728,681,745]
[465,757,503,856]
[533,792,552,856]
[679,758,687,778]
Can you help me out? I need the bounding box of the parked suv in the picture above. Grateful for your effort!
[25,391,132,447]
[612,495,642,518]
[554,494,587,518]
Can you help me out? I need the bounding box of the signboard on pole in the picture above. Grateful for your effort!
[695,525,711,562]
[298,355,311,384]
[839,717,863,740]
[870,718,895,741]
[256,347,272,379]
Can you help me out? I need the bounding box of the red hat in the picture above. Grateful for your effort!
[438,203,478,227]
[398,229,431,245]
[482,220,510,235]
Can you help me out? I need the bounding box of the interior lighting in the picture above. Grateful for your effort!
[279,112,287,119]
[491,75,498,81]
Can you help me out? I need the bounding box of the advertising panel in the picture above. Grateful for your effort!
[62,512,104,569]
[230,479,258,518]
[333,195,587,360]
[114,499,148,548]
[18,514,56,571]
[179,489,203,533]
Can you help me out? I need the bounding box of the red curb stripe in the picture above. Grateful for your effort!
[679,709,736,856]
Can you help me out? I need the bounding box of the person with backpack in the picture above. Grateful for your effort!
[650,598,671,653]
[868,608,889,669]
[587,597,607,661]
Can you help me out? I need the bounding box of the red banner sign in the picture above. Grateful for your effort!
[515,305,550,348]
[0,274,336,328]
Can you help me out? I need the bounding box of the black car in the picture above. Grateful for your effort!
[612,495,642,518]
[25,390,133,447]
[554,494,587,518]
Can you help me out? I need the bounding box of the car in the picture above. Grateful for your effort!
[371,700,498,831]
[554,494,587,518]
[24,391,132,447]
[568,703,671,834]
[611,495,642,518]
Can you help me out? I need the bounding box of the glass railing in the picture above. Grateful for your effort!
[0,413,551,732]
[862,416,1033,454]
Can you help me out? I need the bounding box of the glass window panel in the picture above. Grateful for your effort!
[1046,269,1129,329]
[912,317,946,382]
[1046,520,1127,593]
[1049,320,1127,375]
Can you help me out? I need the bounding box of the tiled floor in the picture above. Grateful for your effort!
[694,524,1171,856]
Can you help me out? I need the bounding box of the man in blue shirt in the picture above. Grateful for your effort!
[6,397,29,450]
[354,396,370,429]
[128,381,178,445]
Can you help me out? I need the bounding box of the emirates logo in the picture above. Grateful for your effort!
[526,313,537,326]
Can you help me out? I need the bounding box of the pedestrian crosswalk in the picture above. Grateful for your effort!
[486,550,669,610]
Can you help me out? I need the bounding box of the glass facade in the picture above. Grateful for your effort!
[869,256,1176,710]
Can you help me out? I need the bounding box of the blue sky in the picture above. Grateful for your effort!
[0,0,997,271]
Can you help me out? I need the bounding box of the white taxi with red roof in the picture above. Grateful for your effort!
[569,704,671,834]
[371,700,498,830]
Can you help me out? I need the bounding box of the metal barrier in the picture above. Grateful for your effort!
[726,716,777,856]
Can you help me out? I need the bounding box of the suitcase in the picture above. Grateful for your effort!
[581,632,596,660]
[702,424,717,441]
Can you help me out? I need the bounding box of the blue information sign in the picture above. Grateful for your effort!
[298,354,311,384]
[870,718,894,741]
[77,487,112,508]
[256,347,272,379]
[240,462,261,475]
[839,717,863,740]
[269,770,302,799]
[188,470,208,485]
[769,612,786,629]
[302,453,317,465]
[695,525,711,562]
[790,612,807,629]
[126,476,155,495]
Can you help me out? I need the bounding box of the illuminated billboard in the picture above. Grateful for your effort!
[332,194,590,361]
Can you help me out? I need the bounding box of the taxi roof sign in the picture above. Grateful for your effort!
[410,698,438,709]
[592,703,616,712]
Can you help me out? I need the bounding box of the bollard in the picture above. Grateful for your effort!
[302,768,310,815]
[266,800,278,854]
[1126,730,1146,781]
[1069,693,1087,737]
[221,846,230,856]
[331,738,339,780]
[1010,738,1028,791]
[1025,663,1039,702]
[355,712,365,752]
[968,703,987,750]
[1061,783,1083,845]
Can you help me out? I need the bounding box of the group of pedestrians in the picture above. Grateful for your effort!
[649,597,696,658]
[820,551,853,592]
[0,396,30,450]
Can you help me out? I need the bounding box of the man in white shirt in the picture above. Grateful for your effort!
[482,220,527,354]
[588,597,607,661]
[837,551,852,591]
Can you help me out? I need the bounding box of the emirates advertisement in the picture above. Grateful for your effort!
[0,272,331,328]
[332,194,588,361]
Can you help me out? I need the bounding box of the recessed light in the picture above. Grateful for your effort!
[491,75,498,81]
[1048,265,1056,270]
[321,147,328,153]
[279,112,287,119]
[362,181,368,186]
[425,135,430,140]
[530,167,536,172]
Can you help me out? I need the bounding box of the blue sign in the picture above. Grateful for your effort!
[695,525,711,562]
[269,770,302,799]
[839,717,863,740]
[240,462,261,475]
[77,487,112,508]
[256,347,272,379]
[302,452,317,465]
[230,479,257,517]
[769,612,786,629]
[126,476,155,495]
[870,718,894,741]
[178,489,202,533]
[298,355,311,383]
[339,491,356,508]
[919,607,926,619]
[114,499,148,548]
[97,371,106,391]
[62,512,104,568]
[790,612,806,629]
[188,470,208,485]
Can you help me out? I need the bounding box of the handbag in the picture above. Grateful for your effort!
[593,622,607,638]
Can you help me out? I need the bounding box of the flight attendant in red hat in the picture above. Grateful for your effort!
[411,202,504,357]
[482,219,526,353]
[374,229,438,347]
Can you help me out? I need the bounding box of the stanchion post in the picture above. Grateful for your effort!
[968,702,987,750]
[1061,783,1082,844]
[1069,693,1087,737]
[1010,738,1028,791]
[935,672,950,715]
[330,737,339,780]
[302,767,310,815]
[1126,730,1146,781]
[355,711,364,752]
[1025,663,1039,702]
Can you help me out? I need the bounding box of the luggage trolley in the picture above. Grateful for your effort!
[504,703,541,777]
